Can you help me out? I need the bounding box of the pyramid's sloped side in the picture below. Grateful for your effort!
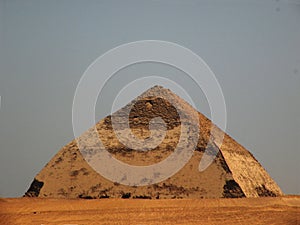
[25,94,245,199]
[25,86,282,198]
[26,137,242,199]
[197,111,283,198]
[219,134,283,197]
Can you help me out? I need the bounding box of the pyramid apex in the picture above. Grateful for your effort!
[144,85,169,92]
[138,85,175,99]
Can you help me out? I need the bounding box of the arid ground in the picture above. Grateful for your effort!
[1,196,299,225]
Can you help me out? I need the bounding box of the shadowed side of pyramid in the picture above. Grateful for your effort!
[25,86,283,199]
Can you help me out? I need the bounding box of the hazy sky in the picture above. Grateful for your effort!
[0,0,299,197]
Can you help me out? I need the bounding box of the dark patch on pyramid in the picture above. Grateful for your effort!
[223,180,245,198]
[256,185,277,197]
[25,85,283,199]
[24,179,44,197]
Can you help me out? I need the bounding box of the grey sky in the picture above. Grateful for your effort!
[0,0,299,197]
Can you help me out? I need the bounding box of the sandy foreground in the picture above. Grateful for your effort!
[0,196,299,225]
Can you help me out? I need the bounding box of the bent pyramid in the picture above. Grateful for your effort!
[25,86,282,199]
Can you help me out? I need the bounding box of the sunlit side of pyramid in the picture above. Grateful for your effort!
[25,86,283,199]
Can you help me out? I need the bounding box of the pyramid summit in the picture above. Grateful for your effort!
[25,86,283,199]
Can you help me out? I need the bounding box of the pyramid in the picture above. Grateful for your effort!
[25,86,283,199]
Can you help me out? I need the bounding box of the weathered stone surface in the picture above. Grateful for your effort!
[25,86,283,199]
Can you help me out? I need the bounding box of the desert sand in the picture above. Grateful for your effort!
[1,196,299,225]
